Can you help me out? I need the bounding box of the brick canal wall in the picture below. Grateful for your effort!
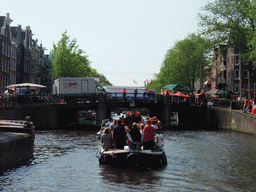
[0,132,34,168]
[209,107,256,134]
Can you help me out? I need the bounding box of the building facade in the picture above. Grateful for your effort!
[208,45,256,98]
[0,13,46,93]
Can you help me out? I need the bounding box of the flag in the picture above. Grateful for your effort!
[133,78,137,84]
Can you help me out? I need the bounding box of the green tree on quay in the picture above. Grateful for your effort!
[51,30,112,85]
[148,33,211,93]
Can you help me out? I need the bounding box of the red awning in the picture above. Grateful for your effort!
[160,89,172,95]
[173,91,189,97]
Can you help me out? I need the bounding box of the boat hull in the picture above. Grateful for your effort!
[97,147,167,168]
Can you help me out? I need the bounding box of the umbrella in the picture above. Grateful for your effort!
[6,83,47,89]
[173,91,189,97]
[205,89,226,95]
[160,89,172,95]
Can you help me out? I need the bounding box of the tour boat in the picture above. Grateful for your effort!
[96,119,167,168]
[96,145,167,168]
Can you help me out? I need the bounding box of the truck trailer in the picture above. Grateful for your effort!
[53,77,105,95]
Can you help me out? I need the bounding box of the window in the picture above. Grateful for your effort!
[243,70,249,79]
[235,84,239,94]
[235,70,240,79]
[96,85,105,91]
[235,56,240,66]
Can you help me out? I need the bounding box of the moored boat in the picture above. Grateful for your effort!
[0,118,35,168]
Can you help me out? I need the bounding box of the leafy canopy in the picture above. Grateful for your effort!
[199,0,256,63]
[148,33,211,93]
[51,30,112,85]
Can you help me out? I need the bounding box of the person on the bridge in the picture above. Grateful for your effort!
[142,120,156,150]
[147,89,152,100]
[122,88,127,100]
[143,89,147,99]
[134,88,138,100]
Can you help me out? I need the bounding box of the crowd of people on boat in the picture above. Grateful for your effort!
[101,111,164,151]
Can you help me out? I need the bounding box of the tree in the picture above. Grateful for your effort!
[51,30,112,85]
[151,34,211,93]
[52,30,92,78]
[199,0,255,62]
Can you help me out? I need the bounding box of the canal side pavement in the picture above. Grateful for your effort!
[209,107,256,134]
[0,132,34,168]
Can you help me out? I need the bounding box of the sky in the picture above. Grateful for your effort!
[0,0,213,87]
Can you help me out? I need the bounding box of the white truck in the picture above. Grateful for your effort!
[53,77,106,95]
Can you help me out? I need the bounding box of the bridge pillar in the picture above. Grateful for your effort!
[163,95,171,128]
[96,93,107,127]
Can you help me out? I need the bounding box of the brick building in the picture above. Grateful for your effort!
[205,45,256,98]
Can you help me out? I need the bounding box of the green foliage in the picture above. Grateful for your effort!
[151,34,211,93]
[51,30,112,85]
[52,30,92,78]
[199,0,256,64]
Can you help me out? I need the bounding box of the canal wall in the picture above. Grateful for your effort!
[208,107,256,134]
[0,132,34,168]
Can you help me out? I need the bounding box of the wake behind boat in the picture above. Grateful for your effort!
[96,114,167,169]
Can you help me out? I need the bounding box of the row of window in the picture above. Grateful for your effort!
[1,42,16,58]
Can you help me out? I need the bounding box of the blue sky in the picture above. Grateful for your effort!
[0,0,213,87]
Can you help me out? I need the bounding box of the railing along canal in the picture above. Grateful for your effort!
[0,92,244,110]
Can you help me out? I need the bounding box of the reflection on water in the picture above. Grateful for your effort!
[1,129,256,191]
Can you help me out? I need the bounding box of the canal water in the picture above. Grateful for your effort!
[1,129,256,191]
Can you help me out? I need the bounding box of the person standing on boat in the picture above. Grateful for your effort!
[125,111,133,129]
[133,112,142,123]
[101,128,114,151]
[113,120,127,149]
[142,120,156,150]
[155,129,164,148]
[109,119,118,133]
[105,117,113,128]
[129,123,142,150]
